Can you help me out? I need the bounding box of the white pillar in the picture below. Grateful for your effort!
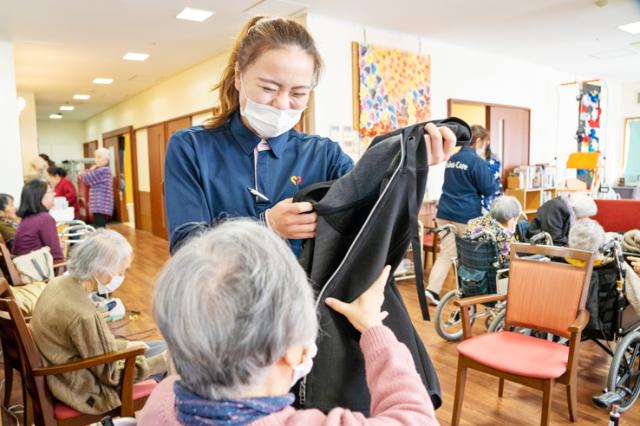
[0,42,24,200]
[18,91,39,173]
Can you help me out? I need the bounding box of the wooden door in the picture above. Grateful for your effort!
[83,141,98,169]
[489,106,530,184]
[148,123,167,239]
[102,136,122,222]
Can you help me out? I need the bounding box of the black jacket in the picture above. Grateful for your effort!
[528,197,573,245]
[293,118,471,414]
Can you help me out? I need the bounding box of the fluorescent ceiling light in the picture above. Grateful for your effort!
[176,7,214,22]
[17,97,26,115]
[123,52,150,61]
[73,94,90,100]
[60,105,74,111]
[93,77,114,85]
[49,113,63,119]
[619,21,640,35]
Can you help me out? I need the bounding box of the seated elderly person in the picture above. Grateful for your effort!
[138,220,437,425]
[31,229,168,415]
[463,195,523,264]
[529,193,597,246]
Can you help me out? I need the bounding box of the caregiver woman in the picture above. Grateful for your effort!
[164,16,456,254]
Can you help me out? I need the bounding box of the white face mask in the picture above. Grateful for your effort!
[239,77,305,139]
[290,343,317,388]
[96,274,125,296]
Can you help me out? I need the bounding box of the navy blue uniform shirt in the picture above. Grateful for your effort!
[164,111,354,254]
[436,146,497,224]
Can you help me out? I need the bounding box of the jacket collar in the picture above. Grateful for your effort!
[228,111,289,159]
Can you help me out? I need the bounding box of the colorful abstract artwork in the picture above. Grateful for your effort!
[355,43,431,149]
[577,83,601,152]
[576,82,602,187]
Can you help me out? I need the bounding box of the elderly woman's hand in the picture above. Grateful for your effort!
[325,266,390,333]
[425,123,456,166]
[629,256,640,274]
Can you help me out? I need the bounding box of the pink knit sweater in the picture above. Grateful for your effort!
[137,326,438,425]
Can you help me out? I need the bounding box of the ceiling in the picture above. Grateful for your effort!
[1,0,639,121]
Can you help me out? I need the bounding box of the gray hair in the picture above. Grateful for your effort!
[153,220,318,400]
[569,193,597,219]
[95,148,110,163]
[67,229,132,280]
[490,195,523,225]
[569,218,605,252]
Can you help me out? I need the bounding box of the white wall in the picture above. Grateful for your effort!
[622,82,640,118]
[17,91,39,173]
[85,52,228,145]
[37,120,85,163]
[0,42,24,200]
[306,14,625,194]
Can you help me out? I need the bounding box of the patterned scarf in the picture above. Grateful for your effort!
[174,380,294,426]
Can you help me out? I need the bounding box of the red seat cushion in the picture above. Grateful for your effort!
[53,379,157,420]
[457,331,569,379]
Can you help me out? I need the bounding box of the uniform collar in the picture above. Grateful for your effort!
[228,111,289,158]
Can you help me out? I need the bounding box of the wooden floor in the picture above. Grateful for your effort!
[3,223,638,425]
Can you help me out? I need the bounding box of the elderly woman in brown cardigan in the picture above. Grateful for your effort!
[30,229,168,414]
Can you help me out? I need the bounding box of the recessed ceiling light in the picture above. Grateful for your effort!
[73,94,91,100]
[123,52,150,61]
[60,105,74,111]
[93,77,114,85]
[619,21,640,35]
[176,7,214,22]
[49,113,63,119]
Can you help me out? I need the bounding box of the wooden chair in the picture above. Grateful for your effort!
[0,296,156,426]
[0,278,30,425]
[0,237,22,286]
[0,238,66,285]
[423,218,440,270]
[451,243,596,426]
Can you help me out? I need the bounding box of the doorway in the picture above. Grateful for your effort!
[102,126,140,228]
[448,99,530,185]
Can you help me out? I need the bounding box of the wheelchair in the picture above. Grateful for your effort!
[433,225,509,341]
[588,239,640,413]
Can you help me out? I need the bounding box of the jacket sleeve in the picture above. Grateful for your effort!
[80,167,109,186]
[164,131,214,254]
[67,313,158,386]
[472,158,497,197]
[326,139,354,180]
[62,181,78,208]
[292,326,437,425]
[40,214,64,260]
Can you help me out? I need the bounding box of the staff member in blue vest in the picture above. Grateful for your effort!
[425,138,497,305]
[164,16,456,255]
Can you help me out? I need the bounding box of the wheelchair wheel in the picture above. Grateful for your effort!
[487,310,532,335]
[488,310,506,333]
[435,290,475,341]
[607,331,640,412]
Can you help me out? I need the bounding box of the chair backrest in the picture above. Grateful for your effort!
[455,235,500,270]
[505,243,595,338]
[0,296,57,425]
[0,238,22,286]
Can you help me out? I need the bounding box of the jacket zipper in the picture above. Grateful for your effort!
[299,376,307,406]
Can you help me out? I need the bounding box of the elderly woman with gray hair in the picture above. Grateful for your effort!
[138,220,437,425]
[30,229,168,414]
[463,195,523,263]
[78,147,113,228]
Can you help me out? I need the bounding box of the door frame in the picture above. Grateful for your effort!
[101,126,140,229]
[447,98,531,162]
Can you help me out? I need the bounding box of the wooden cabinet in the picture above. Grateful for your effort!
[505,188,557,221]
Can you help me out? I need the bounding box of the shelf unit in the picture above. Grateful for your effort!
[505,187,557,220]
